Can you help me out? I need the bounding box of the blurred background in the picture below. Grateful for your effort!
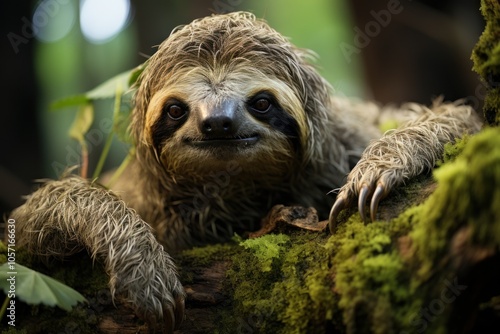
[0,0,483,218]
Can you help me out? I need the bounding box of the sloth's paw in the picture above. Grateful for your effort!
[112,244,186,333]
[328,146,407,232]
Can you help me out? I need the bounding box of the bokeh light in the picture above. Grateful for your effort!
[33,0,76,43]
[79,0,131,44]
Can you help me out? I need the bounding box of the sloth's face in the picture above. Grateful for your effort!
[133,12,322,180]
[143,63,306,179]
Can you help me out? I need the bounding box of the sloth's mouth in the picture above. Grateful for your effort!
[187,135,259,148]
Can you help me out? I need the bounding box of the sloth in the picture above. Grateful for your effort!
[10,11,481,332]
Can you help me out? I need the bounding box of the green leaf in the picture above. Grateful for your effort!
[86,69,132,100]
[68,104,94,144]
[0,263,86,311]
[50,64,144,111]
[128,62,146,87]
[50,95,90,111]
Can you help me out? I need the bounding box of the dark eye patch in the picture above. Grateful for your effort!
[151,98,189,151]
[246,91,300,149]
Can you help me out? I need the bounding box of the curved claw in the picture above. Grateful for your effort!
[358,185,370,222]
[329,196,346,233]
[370,184,386,222]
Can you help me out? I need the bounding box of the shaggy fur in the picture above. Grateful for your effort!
[11,175,184,330]
[9,11,482,332]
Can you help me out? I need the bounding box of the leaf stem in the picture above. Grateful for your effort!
[80,143,88,179]
[92,132,114,180]
[0,295,9,320]
[92,86,123,180]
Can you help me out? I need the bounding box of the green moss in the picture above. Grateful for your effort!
[411,127,500,261]
[239,234,290,272]
[225,126,500,332]
[472,0,500,125]
[225,237,284,333]
[438,135,470,166]
[272,234,336,333]
[1,328,27,334]
[472,0,500,79]
[177,242,240,284]
[226,232,337,334]
[404,127,500,332]
[484,87,500,126]
[319,128,500,333]
[178,242,238,267]
[325,214,414,333]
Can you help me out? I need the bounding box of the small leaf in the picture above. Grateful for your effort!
[51,95,90,111]
[0,263,86,311]
[128,62,147,87]
[50,63,144,112]
[69,104,94,144]
[87,70,131,100]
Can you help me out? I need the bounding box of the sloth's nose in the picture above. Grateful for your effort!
[199,100,241,138]
[201,115,234,136]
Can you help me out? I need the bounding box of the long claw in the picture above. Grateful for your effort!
[329,196,346,233]
[370,184,385,222]
[358,185,369,222]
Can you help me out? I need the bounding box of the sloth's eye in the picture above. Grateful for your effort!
[166,104,187,120]
[251,98,271,113]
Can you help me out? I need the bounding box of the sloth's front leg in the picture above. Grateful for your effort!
[329,101,482,232]
[10,175,185,333]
